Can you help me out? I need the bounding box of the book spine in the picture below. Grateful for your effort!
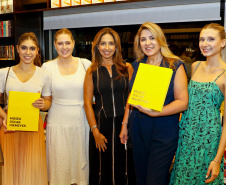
[8,20,11,37]
[51,0,61,8]
[72,0,81,5]
[62,0,71,6]
[12,45,15,60]
[1,21,3,37]
[0,22,2,37]
[1,0,7,14]
[3,21,6,37]
[5,21,8,37]
[6,0,13,13]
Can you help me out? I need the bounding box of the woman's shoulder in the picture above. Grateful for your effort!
[79,57,91,63]
[126,62,133,70]
[36,66,51,77]
[191,61,202,70]
[131,60,141,69]
[79,57,91,68]
[0,67,10,76]
[42,59,57,67]
[41,59,57,72]
[0,67,10,72]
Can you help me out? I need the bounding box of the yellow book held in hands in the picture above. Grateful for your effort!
[128,63,173,112]
[7,91,41,131]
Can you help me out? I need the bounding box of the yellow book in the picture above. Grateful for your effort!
[128,63,173,112]
[7,91,41,131]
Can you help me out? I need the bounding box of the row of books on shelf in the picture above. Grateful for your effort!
[0,0,13,14]
[0,45,15,60]
[0,20,12,37]
[51,0,126,7]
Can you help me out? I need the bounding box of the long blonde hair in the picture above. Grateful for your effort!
[134,22,181,69]
[91,27,127,78]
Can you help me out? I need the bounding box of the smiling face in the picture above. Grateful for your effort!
[54,33,75,59]
[98,33,116,61]
[17,39,39,65]
[199,28,225,58]
[139,29,161,58]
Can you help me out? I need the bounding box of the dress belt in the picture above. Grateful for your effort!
[52,99,84,106]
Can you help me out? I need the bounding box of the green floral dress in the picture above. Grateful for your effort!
[170,62,225,185]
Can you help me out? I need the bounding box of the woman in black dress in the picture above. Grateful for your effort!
[84,27,133,185]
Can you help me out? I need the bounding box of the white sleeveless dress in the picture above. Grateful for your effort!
[42,58,91,185]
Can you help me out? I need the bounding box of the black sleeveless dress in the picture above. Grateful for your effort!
[89,64,135,185]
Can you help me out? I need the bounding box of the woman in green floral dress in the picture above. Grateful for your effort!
[170,23,226,184]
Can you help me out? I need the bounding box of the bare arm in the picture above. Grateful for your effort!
[205,74,226,183]
[84,67,108,152]
[135,64,188,117]
[120,94,131,144]
[32,96,52,111]
[120,63,134,144]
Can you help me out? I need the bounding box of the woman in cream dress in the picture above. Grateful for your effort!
[42,28,91,185]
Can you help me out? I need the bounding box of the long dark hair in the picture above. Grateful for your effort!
[17,32,41,67]
[91,27,128,78]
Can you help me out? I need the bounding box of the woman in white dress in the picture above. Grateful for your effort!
[42,28,91,185]
[0,32,52,185]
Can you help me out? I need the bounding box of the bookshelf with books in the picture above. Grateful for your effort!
[0,0,44,68]
[0,3,15,67]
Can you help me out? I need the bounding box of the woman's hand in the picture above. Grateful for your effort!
[92,129,108,152]
[133,105,159,117]
[205,160,221,183]
[32,98,45,110]
[119,123,128,144]
[2,117,15,133]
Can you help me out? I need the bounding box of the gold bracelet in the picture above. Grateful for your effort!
[212,160,221,164]
[91,125,98,132]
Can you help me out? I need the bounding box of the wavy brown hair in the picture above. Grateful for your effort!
[18,32,41,67]
[91,27,127,78]
[134,22,181,69]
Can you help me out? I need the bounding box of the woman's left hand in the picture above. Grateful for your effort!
[205,161,220,183]
[32,98,45,110]
[133,105,159,117]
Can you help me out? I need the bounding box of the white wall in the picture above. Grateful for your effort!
[43,0,221,30]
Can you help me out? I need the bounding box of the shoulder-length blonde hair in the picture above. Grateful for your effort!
[134,22,181,69]
[91,27,127,78]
